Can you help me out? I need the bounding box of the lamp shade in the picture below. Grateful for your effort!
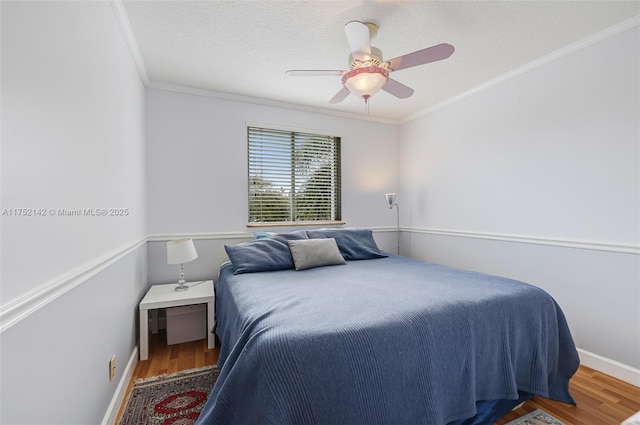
[167,238,198,265]
[343,66,389,100]
[384,193,397,207]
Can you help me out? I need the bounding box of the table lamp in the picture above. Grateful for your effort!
[167,238,198,291]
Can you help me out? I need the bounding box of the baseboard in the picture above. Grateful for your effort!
[102,346,139,425]
[578,348,640,387]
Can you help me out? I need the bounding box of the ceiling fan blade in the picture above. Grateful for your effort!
[286,70,344,77]
[387,43,455,72]
[344,21,372,61]
[329,87,350,104]
[382,78,414,99]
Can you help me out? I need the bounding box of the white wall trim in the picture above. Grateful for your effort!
[578,348,640,387]
[102,346,139,425]
[109,0,149,85]
[402,16,640,124]
[147,81,400,125]
[0,237,147,334]
[407,227,640,255]
[148,227,396,242]
[111,0,639,128]
[1,229,396,332]
[246,121,344,139]
[372,227,397,233]
[102,345,138,425]
[147,232,254,242]
[6,229,638,390]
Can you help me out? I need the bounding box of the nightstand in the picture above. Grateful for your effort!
[139,280,215,361]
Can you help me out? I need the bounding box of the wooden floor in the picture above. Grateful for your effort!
[496,366,640,425]
[117,332,640,424]
[115,330,219,424]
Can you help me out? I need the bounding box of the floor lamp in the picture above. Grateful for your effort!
[384,193,400,255]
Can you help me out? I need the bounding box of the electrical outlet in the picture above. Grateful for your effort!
[109,355,116,381]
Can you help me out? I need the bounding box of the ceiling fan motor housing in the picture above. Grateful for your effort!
[348,47,386,69]
[344,45,391,99]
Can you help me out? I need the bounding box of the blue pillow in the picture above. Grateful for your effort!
[253,231,276,239]
[225,231,308,274]
[305,228,388,260]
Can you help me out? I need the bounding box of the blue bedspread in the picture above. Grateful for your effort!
[197,256,579,425]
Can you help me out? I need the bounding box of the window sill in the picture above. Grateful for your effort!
[247,221,346,228]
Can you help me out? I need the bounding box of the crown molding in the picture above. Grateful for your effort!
[110,1,638,127]
[146,81,401,125]
[402,15,640,124]
[109,0,398,125]
[109,0,149,85]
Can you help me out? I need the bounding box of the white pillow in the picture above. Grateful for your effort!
[287,238,346,271]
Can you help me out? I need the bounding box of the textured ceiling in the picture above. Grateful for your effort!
[122,1,639,122]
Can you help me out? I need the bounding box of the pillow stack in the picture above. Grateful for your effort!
[225,228,387,274]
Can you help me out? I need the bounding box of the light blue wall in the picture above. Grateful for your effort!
[145,89,401,237]
[0,2,148,423]
[144,88,401,285]
[399,26,640,372]
[2,5,637,425]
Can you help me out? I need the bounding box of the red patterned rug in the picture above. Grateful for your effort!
[505,409,566,425]
[119,366,219,425]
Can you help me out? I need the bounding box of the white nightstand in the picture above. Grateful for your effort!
[139,280,215,361]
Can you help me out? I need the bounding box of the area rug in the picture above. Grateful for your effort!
[505,409,566,425]
[119,365,219,425]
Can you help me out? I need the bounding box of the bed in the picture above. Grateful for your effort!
[196,229,579,425]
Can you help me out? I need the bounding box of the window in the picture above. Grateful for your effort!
[248,126,341,224]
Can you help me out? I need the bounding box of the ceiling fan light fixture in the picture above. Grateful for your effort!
[342,66,389,100]
[285,20,454,105]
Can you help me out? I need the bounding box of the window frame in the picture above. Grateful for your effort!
[246,124,343,227]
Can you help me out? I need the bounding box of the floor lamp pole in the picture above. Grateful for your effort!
[384,193,400,255]
[392,202,399,255]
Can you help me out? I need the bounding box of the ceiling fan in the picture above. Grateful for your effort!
[286,20,455,105]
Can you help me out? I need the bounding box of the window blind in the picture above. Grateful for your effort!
[248,126,341,223]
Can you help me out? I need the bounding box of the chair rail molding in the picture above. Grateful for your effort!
[148,227,398,242]
[1,227,397,333]
[147,232,253,242]
[406,227,639,255]
[0,237,147,333]
[5,227,631,334]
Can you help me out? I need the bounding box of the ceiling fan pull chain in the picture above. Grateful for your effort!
[362,93,370,114]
